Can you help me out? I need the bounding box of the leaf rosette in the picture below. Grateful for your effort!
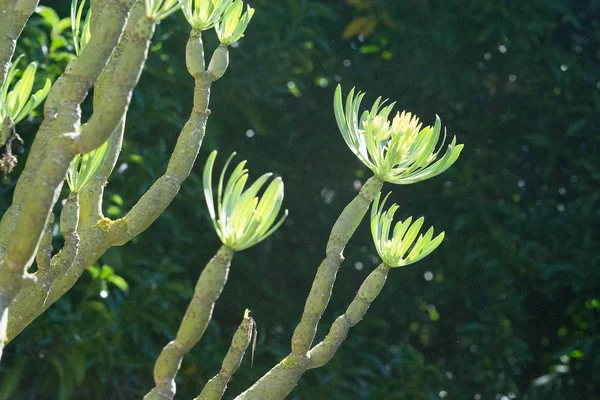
[66,136,109,193]
[371,192,444,267]
[334,85,463,185]
[203,150,288,251]
[215,0,254,45]
[0,55,51,127]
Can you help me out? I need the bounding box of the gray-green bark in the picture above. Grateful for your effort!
[43,192,80,303]
[0,2,136,351]
[34,213,54,274]
[1,0,138,344]
[145,245,235,400]
[5,28,213,341]
[196,313,254,400]
[114,30,214,244]
[234,355,310,400]
[0,0,40,359]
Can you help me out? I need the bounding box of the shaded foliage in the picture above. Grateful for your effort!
[1,0,599,399]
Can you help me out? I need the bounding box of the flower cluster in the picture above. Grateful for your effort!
[334,85,463,185]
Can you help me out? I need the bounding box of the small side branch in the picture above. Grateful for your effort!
[308,263,390,368]
[196,311,255,400]
[43,192,81,303]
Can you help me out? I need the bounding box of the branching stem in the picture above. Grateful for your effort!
[291,175,383,354]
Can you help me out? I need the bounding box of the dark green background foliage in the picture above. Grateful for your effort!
[1,0,599,399]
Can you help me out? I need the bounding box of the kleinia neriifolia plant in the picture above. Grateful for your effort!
[0,2,465,399]
[233,87,463,400]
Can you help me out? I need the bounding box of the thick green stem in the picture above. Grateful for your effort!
[236,264,390,399]
[186,29,205,77]
[0,0,134,265]
[5,27,216,342]
[291,176,383,354]
[196,313,254,400]
[145,245,235,400]
[7,193,80,338]
[77,2,154,154]
[0,0,139,241]
[207,44,229,81]
[2,0,145,338]
[6,222,112,341]
[113,31,213,244]
[0,0,134,352]
[79,0,150,224]
[0,0,134,270]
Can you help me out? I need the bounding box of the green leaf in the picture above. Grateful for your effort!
[36,6,61,26]
[99,264,114,279]
[87,265,100,279]
[107,275,129,292]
